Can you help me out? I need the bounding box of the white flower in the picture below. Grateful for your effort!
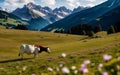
[58,61,65,67]
[103,54,112,61]
[61,53,67,58]
[22,66,27,71]
[48,67,53,72]
[71,66,76,70]
[83,60,91,65]
[59,64,64,67]
[117,65,120,70]
[61,67,70,74]
[74,70,78,74]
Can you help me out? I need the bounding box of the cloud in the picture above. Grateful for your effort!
[86,3,94,7]
[4,0,35,7]
[85,0,96,2]
[40,0,56,5]
[66,0,80,8]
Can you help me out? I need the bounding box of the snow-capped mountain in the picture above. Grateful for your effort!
[53,6,72,19]
[27,17,50,30]
[12,2,72,23]
[12,3,41,21]
[41,0,120,32]
[0,7,12,13]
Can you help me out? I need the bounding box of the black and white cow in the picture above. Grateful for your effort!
[19,44,50,59]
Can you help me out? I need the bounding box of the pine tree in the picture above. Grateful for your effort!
[94,25,102,33]
[81,30,86,35]
[107,25,116,34]
[88,31,94,37]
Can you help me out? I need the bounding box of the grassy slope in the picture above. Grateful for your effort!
[0,11,27,26]
[0,27,120,75]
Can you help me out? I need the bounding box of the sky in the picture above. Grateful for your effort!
[0,0,107,10]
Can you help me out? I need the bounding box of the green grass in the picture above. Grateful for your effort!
[0,28,120,75]
[0,17,27,26]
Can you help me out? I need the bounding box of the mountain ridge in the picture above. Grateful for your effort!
[12,2,88,23]
[41,0,120,32]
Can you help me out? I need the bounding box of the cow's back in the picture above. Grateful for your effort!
[26,45,35,53]
[20,44,35,54]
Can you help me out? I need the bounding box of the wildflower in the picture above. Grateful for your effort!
[58,61,65,67]
[103,54,112,62]
[116,65,120,70]
[80,68,89,74]
[98,63,103,68]
[81,64,86,69]
[31,74,36,75]
[83,60,91,65]
[98,63,103,72]
[48,67,53,72]
[102,72,109,75]
[61,53,67,58]
[117,56,120,61]
[74,70,78,74]
[59,64,64,67]
[22,66,27,71]
[71,66,76,70]
[61,67,70,74]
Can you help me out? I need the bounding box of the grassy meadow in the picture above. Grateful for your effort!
[0,26,120,75]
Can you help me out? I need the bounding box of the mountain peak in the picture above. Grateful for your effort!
[72,6,89,13]
[41,0,120,32]
[27,2,35,6]
[54,6,71,12]
[26,2,38,9]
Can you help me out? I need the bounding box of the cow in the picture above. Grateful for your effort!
[19,44,51,59]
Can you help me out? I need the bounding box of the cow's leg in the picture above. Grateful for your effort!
[20,46,25,59]
[20,51,24,59]
[34,54,38,58]
[34,50,38,58]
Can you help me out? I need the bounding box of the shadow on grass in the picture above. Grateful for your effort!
[0,58,33,63]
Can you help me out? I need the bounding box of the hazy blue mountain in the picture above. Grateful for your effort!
[12,2,72,23]
[41,0,120,32]
[89,6,120,30]
[72,6,89,13]
[27,17,50,30]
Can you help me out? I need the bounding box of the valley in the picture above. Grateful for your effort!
[0,27,120,74]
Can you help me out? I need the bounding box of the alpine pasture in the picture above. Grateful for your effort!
[0,26,120,75]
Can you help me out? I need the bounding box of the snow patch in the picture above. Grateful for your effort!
[57,15,64,19]
[32,9,46,17]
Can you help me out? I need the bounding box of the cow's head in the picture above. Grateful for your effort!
[46,47,51,54]
[35,45,51,54]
